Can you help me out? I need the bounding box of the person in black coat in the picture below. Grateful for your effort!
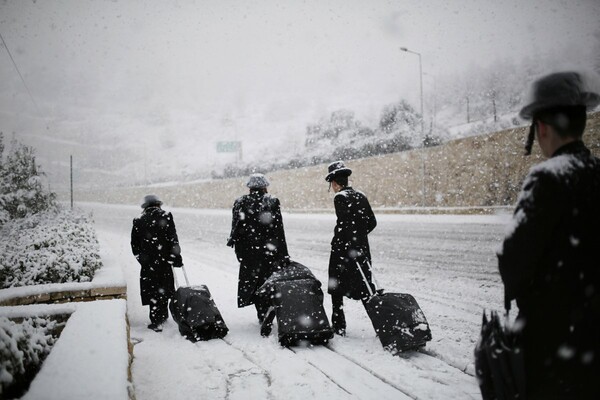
[326,161,377,336]
[498,71,600,399]
[131,195,183,332]
[227,173,290,323]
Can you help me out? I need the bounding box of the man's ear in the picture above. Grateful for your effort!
[537,120,549,139]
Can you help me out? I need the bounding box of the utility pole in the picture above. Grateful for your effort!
[466,96,470,123]
[70,155,73,209]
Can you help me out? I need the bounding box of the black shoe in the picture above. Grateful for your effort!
[148,323,163,332]
[260,323,273,337]
[333,327,346,337]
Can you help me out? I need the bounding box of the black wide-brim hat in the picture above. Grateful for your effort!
[325,160,352,182]
[141,194,162,209]
[519,71,600,120]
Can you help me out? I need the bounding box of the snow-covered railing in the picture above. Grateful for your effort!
[0,300,132,400]
[371,205,513,215]
[285,205,513,215]
[0,259,126,306]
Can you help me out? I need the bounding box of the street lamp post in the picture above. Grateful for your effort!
[400,47,424,140]
[400,46,426,207]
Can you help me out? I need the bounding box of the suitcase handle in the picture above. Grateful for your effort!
[355,259,379,298]
[173,265,191,288]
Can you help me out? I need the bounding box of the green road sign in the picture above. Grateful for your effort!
[216,141,241,153]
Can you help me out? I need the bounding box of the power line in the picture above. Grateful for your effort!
[0,30,40,113]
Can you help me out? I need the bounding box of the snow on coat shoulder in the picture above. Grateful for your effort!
[501,151,590,248]
[334,190,350,198]
[528,153,586,179]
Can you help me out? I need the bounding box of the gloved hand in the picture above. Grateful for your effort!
[226,237,235,247]
[260,307,276,337]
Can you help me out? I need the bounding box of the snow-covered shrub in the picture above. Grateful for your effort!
[378,100,423,149]
[0,208,103,289]
[0,315,67,398]
[0,134,56,225]
[0,203,9,227]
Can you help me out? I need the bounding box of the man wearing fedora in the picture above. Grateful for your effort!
[325,161,377,336]
[498,71,600,399]
[131,195,183,332]
[227,173,290,324]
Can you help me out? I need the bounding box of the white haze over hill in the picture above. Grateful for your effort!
[0,0,598,190]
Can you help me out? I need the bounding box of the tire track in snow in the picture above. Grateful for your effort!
[288,346,411,399]
[323,344,480,399]
[218,338,274,400]
[286,347,353,396]
[321,344,415,396]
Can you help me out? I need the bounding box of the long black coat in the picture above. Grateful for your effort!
[131,206,183,305]
[498,141,600,399]
[328,187,377,300]
[228,190,289,307]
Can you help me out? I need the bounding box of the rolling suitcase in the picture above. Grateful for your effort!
[356,259,432,353]
[169,266,228,342]
[258,261,333,346]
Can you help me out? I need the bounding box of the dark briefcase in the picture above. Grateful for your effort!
[474,300,526,400]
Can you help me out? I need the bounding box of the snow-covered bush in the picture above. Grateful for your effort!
[0,202,9,227]
[0,315,67,399]
[0,133,56,225]
[378,100,422,149]
[0,208,103,289]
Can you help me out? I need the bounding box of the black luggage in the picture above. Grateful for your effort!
[258,261,333,346]
[169,266,228,342]
[357,259,432,353]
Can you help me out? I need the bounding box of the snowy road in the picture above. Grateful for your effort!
[84,202,511,399]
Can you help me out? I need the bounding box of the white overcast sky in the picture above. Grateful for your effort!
[0,0,598,167]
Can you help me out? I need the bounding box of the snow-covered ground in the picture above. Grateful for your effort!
[84,202,512,399]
